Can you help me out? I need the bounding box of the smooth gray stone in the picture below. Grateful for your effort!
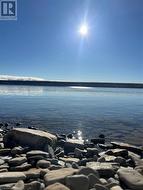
[118,168,143,190]
[66,174,89,190]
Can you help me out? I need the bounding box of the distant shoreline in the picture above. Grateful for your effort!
[0,80,143,88]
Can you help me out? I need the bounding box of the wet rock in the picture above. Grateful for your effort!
[106,149,128,158]
[4,128,57,149]
[64,139,84,154]
[98,143,114,150]
[128,151,143,166]
[12,180,24,190]
[45,182,70,190]
[8,157,27,166]
[44,168,77,186]
[74,148,87,158]
[36,160,51,168]
[0,172,26,184]
[117,167,143,190]
[66,174,89,190]
[91,138,105,145]
[86,148,98,157]
[87,162,119,178]
[111,141,143,155]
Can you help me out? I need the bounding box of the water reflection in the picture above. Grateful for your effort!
[0,85,44,96]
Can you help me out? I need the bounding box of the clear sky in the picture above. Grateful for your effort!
[0,0,143,82]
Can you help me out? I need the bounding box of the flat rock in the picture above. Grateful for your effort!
[66,174,89,190]
[27,150,49,158]
[0,172,26,184]
[86,162,119,178]
[45,182,70,190]
[44,168,77,186]
[111,142,143,155]
[4,128,57,150]
[8,157,27,166]
[117,168,143,190]
[106,149,128,158]
[59,157,79,164]
[9,162,31,171]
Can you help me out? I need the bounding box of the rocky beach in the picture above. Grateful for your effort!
[0,124,143,190]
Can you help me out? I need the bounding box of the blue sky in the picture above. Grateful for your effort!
[0,0,142,82]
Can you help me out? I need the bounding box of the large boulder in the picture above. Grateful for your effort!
[4,128,57,150]
[117,168,143,190]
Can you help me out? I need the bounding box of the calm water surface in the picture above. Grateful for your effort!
[0,85,143,145]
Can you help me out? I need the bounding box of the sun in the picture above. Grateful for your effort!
[79,24,88,36]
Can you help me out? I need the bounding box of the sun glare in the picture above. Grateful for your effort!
[79,24,88,36]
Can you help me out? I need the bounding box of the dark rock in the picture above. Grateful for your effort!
[9,162,32,171]
[111,141,143,156]
[66,174,89,190]
[0,148,11,156]
[118,168,143,190]
[91,138,105,145]
[8,157,27,166]
[99,134,105,139]
[67,133,73,139]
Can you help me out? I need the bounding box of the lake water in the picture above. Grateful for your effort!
[0,85,143,145]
